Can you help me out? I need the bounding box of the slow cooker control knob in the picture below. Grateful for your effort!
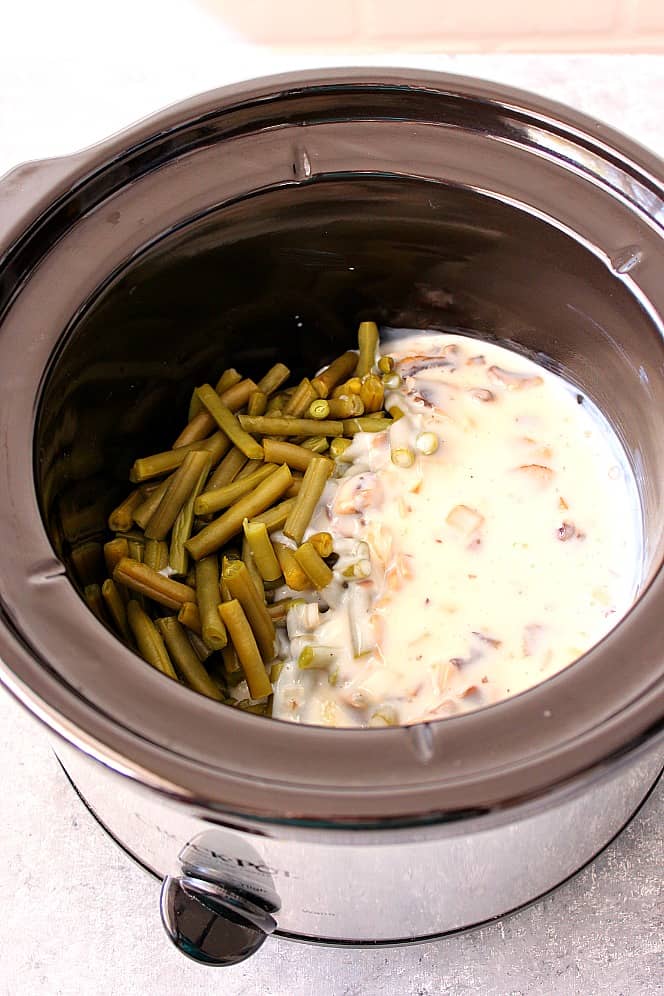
[160,874,277,965]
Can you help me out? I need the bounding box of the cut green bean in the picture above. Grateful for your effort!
[257,362,290,396]
[222,558,276,662]
[262,439,323,472]
[236,458,265,480]
[196,384,263,460]
[247,389,268,417]
[155,617,223,700]
[273,542,310,591]
[311,351,358,398]
[218,599,273,699]
[221,642,242,675]
[108,489,144,532]
[242,534,265,598]
[169,453,211,577]
[249,497,298,533]
[186,463,292,560]
[195,554,227,650]
[101,578,132,642]
[359,374,384,413]
[299,436,329,453]
[283,456,334,544]
[176,378,257,446]
[243,519,281,583]
[133,475,172,530]
[144,538,169,571]
[195,464,279,517]
[113,557,196,610]
[145,450,212,541]
[356,321,379,378]
[127,600,178,679]
[187,630,214,662]
[298,645,337,669]
[343,417,392,435]
[285,377,319,418]
[329,437,353,460]
[238,415,344,437]
[207,446,248,491]
[189,368,243,420]
[178,601,202,635]
[125,536,145,564]
[294,541,334,590]
[130,432,229,483]
[309,531,334,558]
[104,537,129,576]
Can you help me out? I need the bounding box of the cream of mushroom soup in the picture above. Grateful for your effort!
[271,331,641,727]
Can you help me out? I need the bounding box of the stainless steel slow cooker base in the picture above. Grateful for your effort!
[55,739,664,951]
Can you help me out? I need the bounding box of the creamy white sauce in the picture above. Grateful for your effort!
[271,331,642,727]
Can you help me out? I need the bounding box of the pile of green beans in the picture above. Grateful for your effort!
[91,320,395,714]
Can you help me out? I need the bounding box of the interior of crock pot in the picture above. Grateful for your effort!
[35,175,664,655]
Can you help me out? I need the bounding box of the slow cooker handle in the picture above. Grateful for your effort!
[160,874,277,965]
[0,155,84,260]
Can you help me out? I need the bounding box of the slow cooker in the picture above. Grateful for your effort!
[0,69,662,966]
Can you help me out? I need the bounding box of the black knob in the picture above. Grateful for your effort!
[160,875,276,966]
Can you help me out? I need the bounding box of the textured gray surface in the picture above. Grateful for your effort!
[0,34,663,995]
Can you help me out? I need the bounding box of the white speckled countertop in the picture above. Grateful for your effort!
[0,6,663,990]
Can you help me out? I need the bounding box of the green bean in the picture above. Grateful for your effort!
[355,321,379,378]
[189,368,243,420]
[144,538,169,571]
[133,475,172,530]
[329,437,353,460]
[242,534,265,597]
[169,453,211,577]
[310,395,364,419]
[145,450,212,541]
[176,378,256,446]
[343,417,392,435]
[218,599,273,699]
[196,384,263,460]
[377,355,395,374]
[239,415,344,437]
[359,374,384,413]
[101,578,132,642]
[299,436,329,453]
[127,600,177,679]
[309,531,334,558]
[108,489,144,532]
[207,446,248,491]
[262,439,324,472]
[243,519,281,583]
[187,630,214,662]
[178,601,202,635]
[298,645,337,669]
[186,463,292,560]
[236,458,265,480]
[273,542,310,591]
[84,583,106,622]
[331,376,362,398]
[294,541,333,590]
[247,390,267,417]
[113,557,196,610]
[257,362,290,396]
[104,537,129,576]
[195,554,227,650]
[311,351,358,398]
[126,536,145,564]
[195,464,279,517]
[222,558,275,662]
[285,378,319,418]
[222,643,242,675]
[155,617,223,700]
[283,456,334,544]
[129,432,229,483]
[249,497,297,533]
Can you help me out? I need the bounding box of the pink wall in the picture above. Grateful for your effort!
[199,0,664,50]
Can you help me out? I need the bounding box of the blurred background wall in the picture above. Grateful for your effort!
[201,0,664,50]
